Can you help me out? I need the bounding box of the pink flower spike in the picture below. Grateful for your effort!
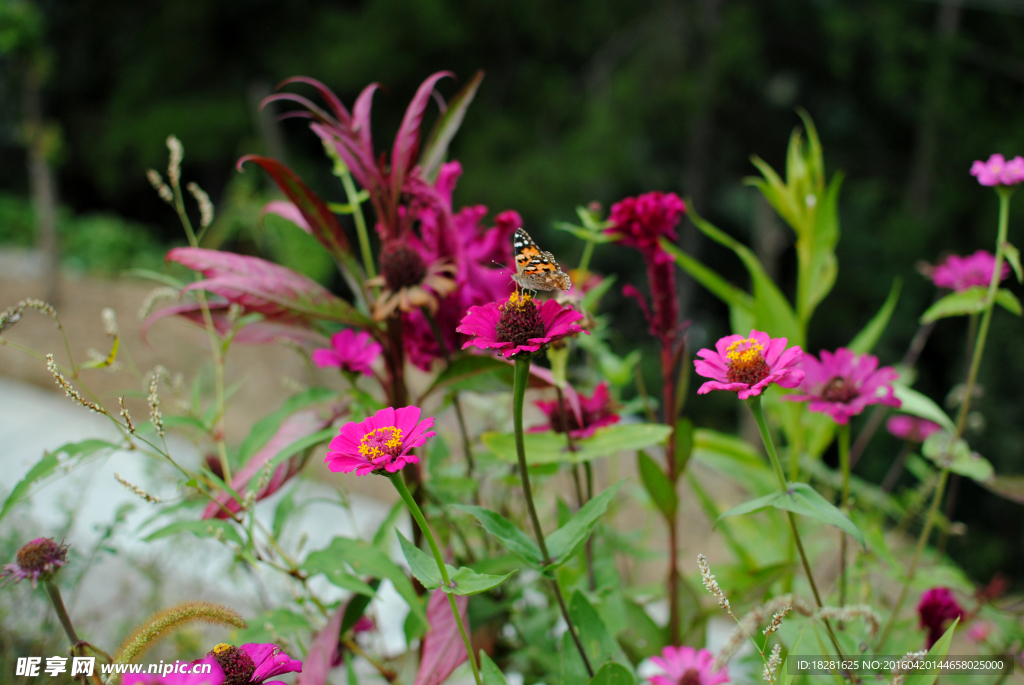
[606,191,687,258]
[918,588,962,649]
[928,250,1009,292]
[325,406,435,476]
[457,292,587,359]
[694,330,803,400]
[650,646,729,685]
[784,348,900,424]
[971,153,1024,186]
[530,381,620,440]
[312,329,382,376]
[886,415,942,443]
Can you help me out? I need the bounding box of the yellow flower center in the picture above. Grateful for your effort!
[358,426,404,463]
[725,338,770,386]
[507,291,533,309]
[212,643,232,655]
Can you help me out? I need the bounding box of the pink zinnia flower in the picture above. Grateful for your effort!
[886,415,943,443]
[784,348,900,424]
[123,656,222,685]
[650,646,729,685]
[1,538,68,587]
[928,250,1009,292]
[530,381,620,440]
[918,588,962,648]
[971,154,1024,187]
[325,406,435,475]
[312,329,382,376]
[457,292,586,359]
[694,330,803,400]
[124,643,301,685]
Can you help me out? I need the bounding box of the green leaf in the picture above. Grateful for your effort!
[455,505,543,568]
[981,474,1024,505]
[1,439,120,521]
[265,428,335,472]
[773,482,865,548]
[420,354,512,401]
[479,651,509,685]
[145,519,242,545]
[555,221,616,243]
[673,418,694,477]
[271,487,297,540]
[341,578,380,635]
[545,480,625,566]
[301,537,425,626]
[637,451,677,519]
[903,618,958,685]
[449,566,515,596]
[782,626,807,685]
[717,491,782,520]
[397,530,445,589]
[482,423,672,465]
[1003,241,1023,283]
[922,432,994,482]
[848,278,901,354]
[237,387,337,464]
[568,591,634,673]
[580,274,617,312]
[920,286,1023,323]
[420,70,484,180]
[891,385,956,434]
[234,608,312,645]
[684,207,802,345]
[587,663,636,685]
[660,238,755,311]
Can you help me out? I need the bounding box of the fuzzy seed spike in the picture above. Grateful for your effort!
[114,600,246,665]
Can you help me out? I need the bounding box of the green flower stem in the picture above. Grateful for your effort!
[748,395,847,662]
[577,237,597,277]
[43,578,79,645]
[513,358,594,677]
[422,308,476,478]
[878,187,1013,650]
[340,167,377,281]
[388,472,482,685]
[838,422,851,607]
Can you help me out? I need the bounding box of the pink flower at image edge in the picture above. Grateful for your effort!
[971,154,1024,187]
[887,415,942,443]
[694,330,803,400]
[312,328,382,376]
[929,250,1009,292]
[785,348,900,425]
[650,646,729,685]
[325,406,435,475]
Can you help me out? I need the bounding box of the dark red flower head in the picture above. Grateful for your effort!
[918,587,962,648]
[606,192,687,263]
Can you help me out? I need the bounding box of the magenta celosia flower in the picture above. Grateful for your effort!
[312,329,382,376]
[325,406,435,475]
[928,250,1009,292]
[784,348,900,424]
[886,415,943,443]
[971,154,1024,187]
[457,292,586,359]
[694,330,803,400]
[1,538,68,587]
[650,646,729,685]
[918,588,962,648]
[530,381,620,440]
[124,643,301,685]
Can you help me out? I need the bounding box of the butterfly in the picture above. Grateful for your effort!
[512,227,572,291]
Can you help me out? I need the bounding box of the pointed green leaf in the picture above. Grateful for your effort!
[981,474,1024,505]
[891,385,955,434]
[996,288,1023,315]
[772,482,865,548]
[848,278,901,354]
[455,505,543,568]
[638,451,677,519]
[237,387,338,463]
[673,418,695,477]
[556,221,616,242]
[482,423,672,465]
[658,239,754,311]
[397,530,445,589]
[449,566,515,595]
[1,439,118,521]
[480,652,509,685]
[920,286,1022,323]
[145,519,243,545]
[568,591,634,673]
[1003,242,1022,283]
[717,491,783,521]
[903,618,959,685]
[587,663,636,685]
[922,432,994,482]
[782,626,807,685]
[545,480,625,566]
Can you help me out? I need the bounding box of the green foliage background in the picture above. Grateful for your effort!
[2,0,1024,584]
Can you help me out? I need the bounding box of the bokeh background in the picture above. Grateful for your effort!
[2,0,1024,591]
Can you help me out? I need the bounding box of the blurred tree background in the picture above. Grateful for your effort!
[1,0,1023,586]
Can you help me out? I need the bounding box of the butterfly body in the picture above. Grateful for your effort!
[512,227,572,291]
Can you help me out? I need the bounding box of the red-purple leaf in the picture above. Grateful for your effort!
[391,71,453,201]
[141,300,328,347]
[523,363,584,428]
[352,83,380,160]
[295,603,344,685]
[203,405,343,519]
[420,70,484,180]
[168,247,370,326]
[413,589,469,685]
[262,92,339,128]
[277,76,351,125]
[237,156,353,265]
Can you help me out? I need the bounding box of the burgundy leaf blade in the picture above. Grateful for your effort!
[390,71,453,199]
[295,603,344,685]
[413,589,469,685]
[142,300,327,347]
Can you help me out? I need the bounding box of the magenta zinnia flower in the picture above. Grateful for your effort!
[650,646,729,685]
[125,643,302,685]
[312,329,382,376]
[886,415,942,443]
[1,538,68,587]
[927,250,1009,292]
[918,588,962,648]
[530,381,620,440]
[694,330,803,400]
[784,348,900,424]
[457,292,585,359]
[122,657,223,685]
[325,406,435,475]
[971,154,1024,187]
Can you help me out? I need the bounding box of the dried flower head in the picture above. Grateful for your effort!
[101,307,119,337]
[47,354,106,414]
[147,169,174,204]
[115,472,160,503]
[138,286,181,321]
[1,537,69,587]
[0,298,57,334]
[762,644,782,685]
[148,372,164,437]
[187,182,215,228]
[166,136,184,186]
[763,606,791,637]
[697,554,731,615]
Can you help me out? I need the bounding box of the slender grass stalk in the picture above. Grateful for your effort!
[837,422,851,606]
[388,473,482,685]
[747,395,846,662]
[513,358,594,676]
[877,186,1014,649]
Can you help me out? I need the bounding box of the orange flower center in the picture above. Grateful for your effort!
[725,338,769,386]
[358,426,404,463]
